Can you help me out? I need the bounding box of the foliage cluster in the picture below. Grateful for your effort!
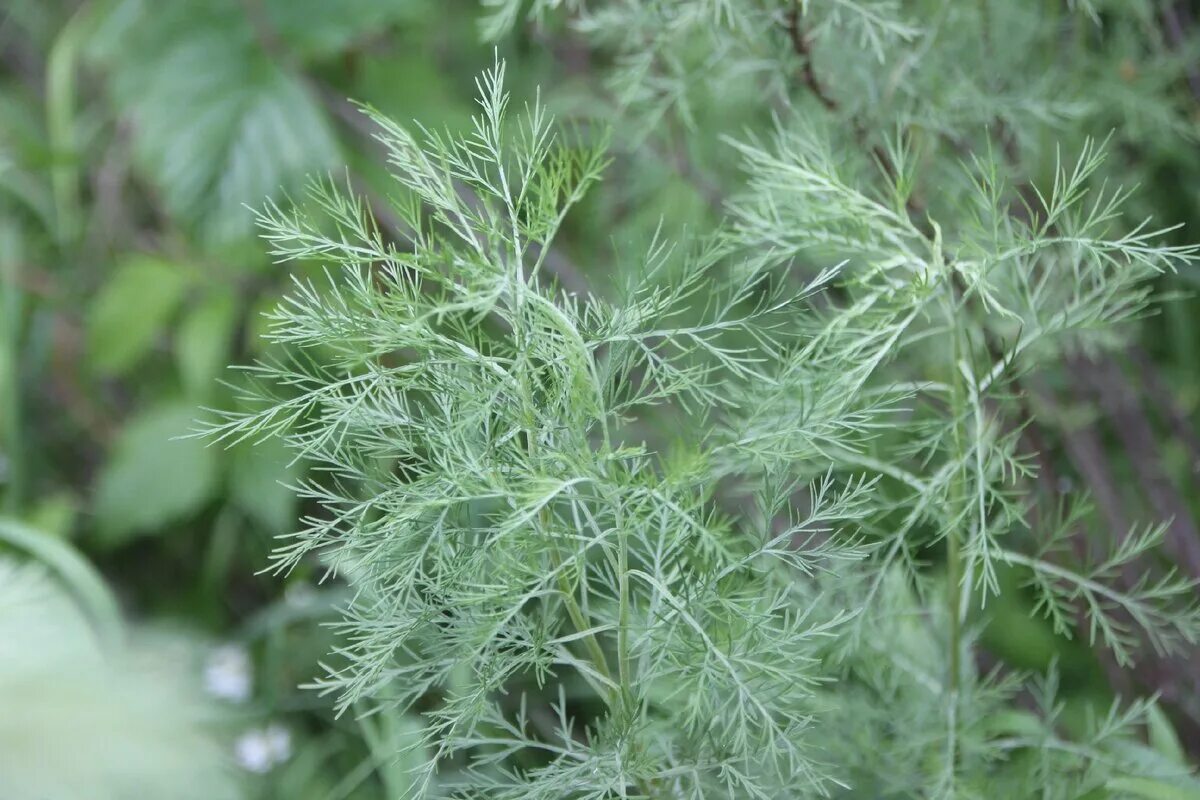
[5,1,1200,798]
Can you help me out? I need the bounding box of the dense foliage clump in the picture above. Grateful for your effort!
[7,1,1200,798]
[207,45,1200,799]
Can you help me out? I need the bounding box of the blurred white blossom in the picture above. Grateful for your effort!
[203,644,251,703]
[234,724,291,774]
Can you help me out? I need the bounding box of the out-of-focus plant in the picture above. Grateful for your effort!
[0,521,238,800]
[0,4,475,796]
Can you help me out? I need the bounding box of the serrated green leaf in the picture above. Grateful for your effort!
[86,255,192,376]
[228,436,300,533]
[93,403,218,544]
[130,45,338,242]
[93,0,340,243]
[176,289,238,400]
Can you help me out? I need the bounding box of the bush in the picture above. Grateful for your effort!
[5,1,1200,797]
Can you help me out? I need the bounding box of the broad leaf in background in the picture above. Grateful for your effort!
[262,0,433,60]
[88,0,340,243]
[228,436,299,535]
[93,402,218,544]
[86,254,192,376]
[176,288,239,401]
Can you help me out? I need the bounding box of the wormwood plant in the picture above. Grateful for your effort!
[206,57,1200,797]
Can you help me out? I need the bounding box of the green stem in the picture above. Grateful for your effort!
[548,538,616,696]
[0,235,23,514]
[518,335,615,705]
[617,526,632,705]
[944,283,968,782]
[515,253,646,791]
[47,3,93,245]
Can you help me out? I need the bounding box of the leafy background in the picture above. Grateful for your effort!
[4,0,1200,797]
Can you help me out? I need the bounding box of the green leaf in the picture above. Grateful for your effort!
[93,403,218,544]
[0,517,122,647]
[1146,702,1187,766]
[228,436,300,533]
[264,0,432,60]
[984,709,1045,740]
[1106,778,1200,800]
[176,289,238,400]
[93,0,340,242]
[130,44,338,242]
[86,255,192,376]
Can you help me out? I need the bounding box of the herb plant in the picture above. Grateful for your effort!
[203,63,1200,798]
[200,4,1200,797]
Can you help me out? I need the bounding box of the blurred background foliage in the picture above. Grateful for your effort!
[4,0,1200,797]
[1,2,491,796]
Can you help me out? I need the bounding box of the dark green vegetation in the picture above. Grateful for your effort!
[6,1,1200,798]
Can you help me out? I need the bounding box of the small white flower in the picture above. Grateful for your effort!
[203,644,252,703]
[234,730,273,774]
[234,724,292,774]
[264,724,292,763]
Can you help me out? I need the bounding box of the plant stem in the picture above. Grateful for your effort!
[944,278,968,783]
[617,526,632,705]
[516,311,616,704]
[47,3,92,245]
[549,539,616,695]
[0,231,24,514]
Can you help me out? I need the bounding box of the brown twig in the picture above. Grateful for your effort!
[785,3,839,112]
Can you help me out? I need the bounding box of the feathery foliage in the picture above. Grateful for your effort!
[6,0,1200,797]
[204,44,1200,796]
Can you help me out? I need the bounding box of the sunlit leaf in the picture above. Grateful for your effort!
[86,255,192,376]
[93,403,218,543]
[176,288,238,400]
